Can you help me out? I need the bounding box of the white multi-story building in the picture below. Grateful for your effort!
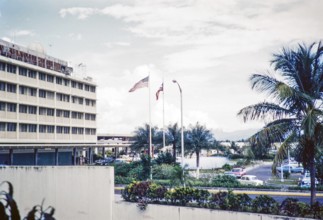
[0,40,97,165]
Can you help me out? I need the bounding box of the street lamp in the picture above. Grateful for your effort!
[172,80,184,171]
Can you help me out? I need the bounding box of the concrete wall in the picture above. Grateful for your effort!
[113,200,310,220]
[0,166,114,220]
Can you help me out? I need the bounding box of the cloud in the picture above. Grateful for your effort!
[59,7,99,19]
[104,41,131,48]
[11,30,35,37]
[1,37,12,42]
[68,33,82,40]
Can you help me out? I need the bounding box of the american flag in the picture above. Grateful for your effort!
[156,83,163,100]
[129,76,149,92]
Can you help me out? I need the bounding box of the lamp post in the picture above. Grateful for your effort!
[172,80,184,171]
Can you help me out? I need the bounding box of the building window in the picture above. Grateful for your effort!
[19,104,28,113]
[19,86,27,95]
[85,113,90,120]
[7,103,16,112]
[91,129,96,135]
[0,102,5,111]
[7,64,16,74]
[47,91,54,100]
[28,70,37,78]
[39,72,46,81]
[78,83,83,90]
[28,106,37,114]
[78,97,83,105]
[0,122,5,131]
[71,81,77,88]
[90,86,96,93]
[63,79,70,86]
[39,107,46,115]
[56,109,63,117]
[72,96,77,104]
[7,83,16,93]
[39,125,46,133]
[56,126,63,134]
[0,82,5,91]
[20,124,28,132]
[85,84,90,91]
[47,125,54,133]
[47,108,54,116]
[72,127,77,134]
[56,77,62,85]
[85,128,91,135]
[77,112,83,119]
[47,75,54,83]
[29,88,37,96]
[39,89,46,98]
[91,114,96,121]
[71,112,77,119]
[85,99,90,106]
[63,127,70,134]
[78,128,84,134]
[7,123,16,132]
[19,67,28,76]
[63,111,70,118]
[29,124,37,132]
[0,62,5,71]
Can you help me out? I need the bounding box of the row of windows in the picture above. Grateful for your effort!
[0,102,96,120]
[0,81,96,106]
[0,122,96,135]
[0,61,96,93]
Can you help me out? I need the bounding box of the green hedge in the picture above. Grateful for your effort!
[122,181,323,218]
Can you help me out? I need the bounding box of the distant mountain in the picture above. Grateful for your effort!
[212,128,260,141]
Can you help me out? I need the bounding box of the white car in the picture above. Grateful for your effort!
[239,175,264,186]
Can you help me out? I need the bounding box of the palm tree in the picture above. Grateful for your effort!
[185,122,215,178]
[238,42,323,205]
[165,123,181,163]
[130,124,159,157]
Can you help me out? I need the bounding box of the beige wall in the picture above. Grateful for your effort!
[113,200,309,220]
[0,166,114,220]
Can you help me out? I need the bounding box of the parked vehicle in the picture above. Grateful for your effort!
[276,165,304,173]
[239,175,264,186]
[298,171,319,188]
[230,167,246,178]
[94,157,115,165]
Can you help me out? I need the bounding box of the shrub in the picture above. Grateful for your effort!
[165,187,196,206]
[211,175,241,188]
[155,152,174,165]
[221,163,232,171]
[115,176,135,185]
[280,198,310,217]
[252,195,279,214]
[209,191,230,210]
[152,164,176,179]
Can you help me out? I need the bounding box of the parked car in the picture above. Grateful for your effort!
[276,165,304,173]
[94,157,115,165]
[230,167,246,178]
[239,175,264,186]
[298,171,319,188]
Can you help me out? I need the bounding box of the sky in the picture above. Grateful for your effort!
[0,0,322,138]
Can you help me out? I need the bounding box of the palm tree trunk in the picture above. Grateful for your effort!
[310,153,317,205]
[172,142,176,163]
[196,151,200,179]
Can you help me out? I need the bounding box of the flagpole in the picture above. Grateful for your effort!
[162,77,165,149]
[149,72,152,180]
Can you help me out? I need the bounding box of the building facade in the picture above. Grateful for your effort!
[0,40,97,165]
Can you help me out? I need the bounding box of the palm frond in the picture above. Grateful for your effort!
[272,132,297,174]
[238,102,291,122]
